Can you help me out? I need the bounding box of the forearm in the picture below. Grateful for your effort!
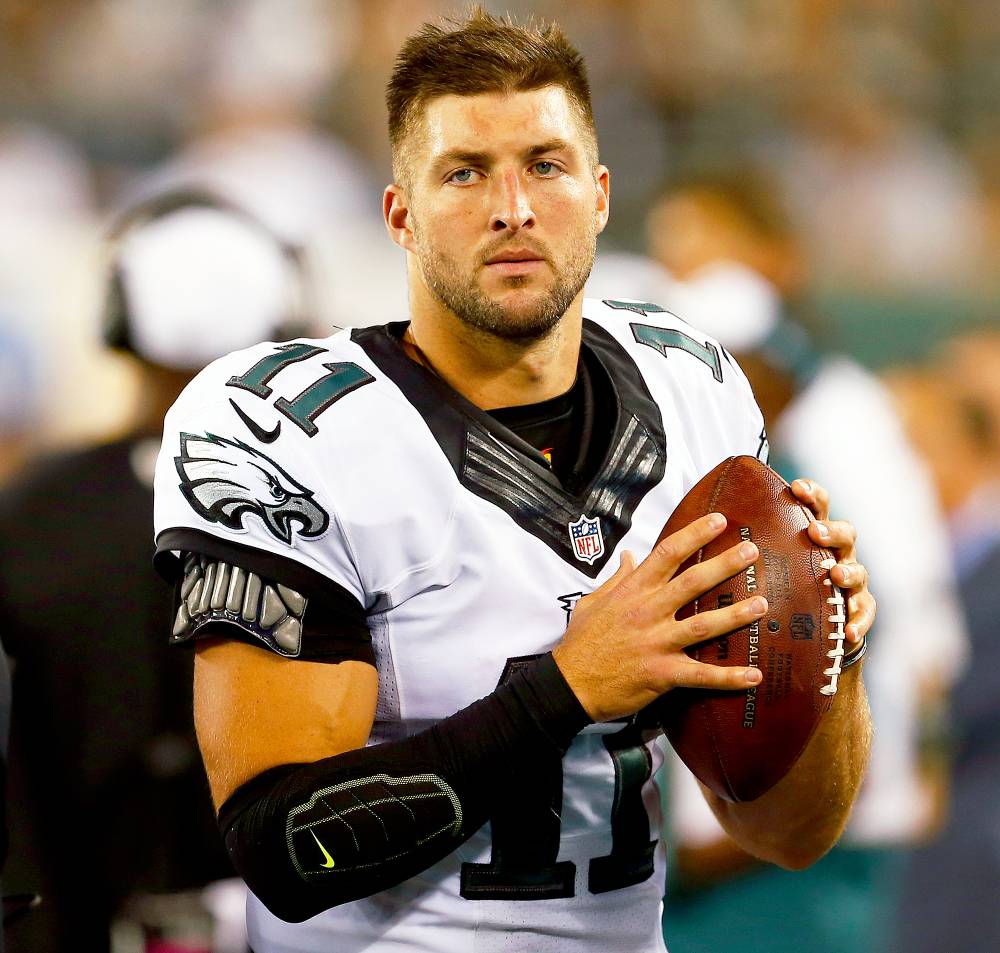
[219,653,589,922]
[704,664,872,869]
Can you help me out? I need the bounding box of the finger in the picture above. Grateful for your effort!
[664,538,759,613]
[845,591,876,644]
[603,549,636,589]
[569,552,637,624]
[672,595,769,650]
[638,512,728,583]
[792,478,830,520]
[833,560,868,591]
[669,657,763,692]
[809,519,857,553]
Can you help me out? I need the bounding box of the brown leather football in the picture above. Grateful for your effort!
[651,455,846,802]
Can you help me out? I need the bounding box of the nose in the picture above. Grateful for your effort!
[488,169,535,232]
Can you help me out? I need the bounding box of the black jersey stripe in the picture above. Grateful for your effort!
[466,433,572,511]
[585,418,659,520]
[463,471,572,547]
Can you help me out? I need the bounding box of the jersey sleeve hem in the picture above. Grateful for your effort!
[155,527,361,599]
[156,527,374,666]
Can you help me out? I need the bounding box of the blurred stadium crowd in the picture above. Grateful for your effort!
[0,0,997,448]
[0,1,997,952]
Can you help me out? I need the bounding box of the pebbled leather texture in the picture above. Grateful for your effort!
[653,455,838,802]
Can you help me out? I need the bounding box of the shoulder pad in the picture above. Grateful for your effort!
[173,552,307,656]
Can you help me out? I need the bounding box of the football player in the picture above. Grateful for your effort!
[153,9,875,952]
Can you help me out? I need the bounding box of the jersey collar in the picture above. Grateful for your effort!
[351,320,666,577]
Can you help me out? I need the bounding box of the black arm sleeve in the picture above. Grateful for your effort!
[218,653,590,922]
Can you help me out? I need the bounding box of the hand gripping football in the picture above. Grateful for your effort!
[650,455,846,802]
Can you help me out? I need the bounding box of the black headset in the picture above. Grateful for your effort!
[102,187,312,356]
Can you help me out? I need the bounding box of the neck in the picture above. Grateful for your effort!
[405,285,583,412]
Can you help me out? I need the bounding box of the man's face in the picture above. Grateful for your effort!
[394,86,609,341]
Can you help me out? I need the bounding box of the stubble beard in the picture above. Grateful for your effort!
[414,226,597,343]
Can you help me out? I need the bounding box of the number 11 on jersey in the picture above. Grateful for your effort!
[460,656,657,900]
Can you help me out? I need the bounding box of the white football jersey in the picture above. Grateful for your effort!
[153,298,767,953]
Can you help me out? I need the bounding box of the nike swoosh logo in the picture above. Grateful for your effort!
[229,399,281,443]
[310,829,336,868]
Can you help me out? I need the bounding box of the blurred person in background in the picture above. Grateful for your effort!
[0,122,116,449]
[0,325,41,487]
[885,330,1000,953]
[584,246,675,306]
[0,191,315,953]
[0,327,37,945]
[129,0,409,333]
[646,174,966,953]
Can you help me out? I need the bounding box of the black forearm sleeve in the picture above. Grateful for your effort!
[218,653,590,922]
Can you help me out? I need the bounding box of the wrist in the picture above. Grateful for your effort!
[550,645,601,722]
[842,634,867,669]
[519,652,593,746]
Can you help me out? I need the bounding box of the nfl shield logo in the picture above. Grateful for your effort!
[568,514,604,565]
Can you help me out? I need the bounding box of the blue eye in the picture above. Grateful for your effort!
[449,169,475,184]
[534,161,557,176]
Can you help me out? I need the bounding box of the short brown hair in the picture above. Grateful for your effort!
[386,6,596,182]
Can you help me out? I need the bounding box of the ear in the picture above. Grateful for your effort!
[384,184,417,254]
[594,165,611,235]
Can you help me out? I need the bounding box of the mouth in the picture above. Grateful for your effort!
[483,249,547,276]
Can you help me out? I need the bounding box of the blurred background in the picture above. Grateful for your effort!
[0,1,996,952]
[0,0,996,450]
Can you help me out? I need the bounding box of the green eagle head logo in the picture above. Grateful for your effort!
[175,433,329,545]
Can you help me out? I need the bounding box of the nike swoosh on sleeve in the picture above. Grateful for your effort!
[229,399,281,443]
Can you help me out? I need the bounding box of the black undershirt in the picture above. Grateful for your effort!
[488,350,612,493]
[488,377,580,484]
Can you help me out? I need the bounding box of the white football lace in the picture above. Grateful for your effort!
[819,557,846,696]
